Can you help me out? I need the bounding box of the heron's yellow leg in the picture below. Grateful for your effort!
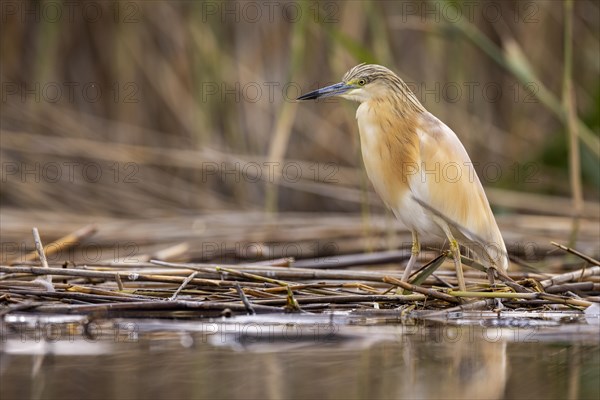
[402,231,420,282]
[434,218,467,292]
[448,238,467,292]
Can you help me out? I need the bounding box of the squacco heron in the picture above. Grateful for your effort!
[297,64,508,291]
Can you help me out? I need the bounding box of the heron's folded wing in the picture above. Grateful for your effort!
[413,112,507,268]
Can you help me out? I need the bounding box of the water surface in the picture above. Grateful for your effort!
[1,311,598,399]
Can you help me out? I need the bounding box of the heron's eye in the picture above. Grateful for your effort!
[357,79,367,86]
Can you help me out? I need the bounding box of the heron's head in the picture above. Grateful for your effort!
[297,63,406,103]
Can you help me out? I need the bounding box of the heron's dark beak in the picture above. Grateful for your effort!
[297,82,353,100]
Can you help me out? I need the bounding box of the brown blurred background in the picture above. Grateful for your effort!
[1,0,599,263]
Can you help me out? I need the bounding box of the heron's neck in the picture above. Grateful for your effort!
[387,82,426,116]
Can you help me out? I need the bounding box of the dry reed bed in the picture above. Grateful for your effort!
[1,219,598,319]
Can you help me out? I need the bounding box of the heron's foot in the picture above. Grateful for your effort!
[411,241,420,254]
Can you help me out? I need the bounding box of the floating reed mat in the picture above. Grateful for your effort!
[1,227,598,318]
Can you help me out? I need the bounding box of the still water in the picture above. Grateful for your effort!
[1,311,599,400]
